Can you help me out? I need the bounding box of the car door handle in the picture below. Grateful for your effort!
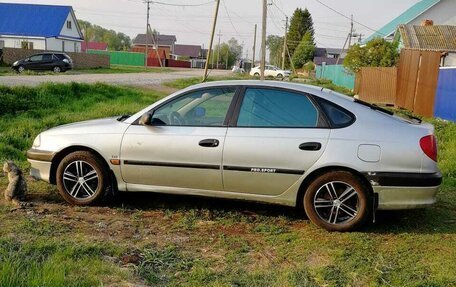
[299,142,322,151]
[199,139,220,148]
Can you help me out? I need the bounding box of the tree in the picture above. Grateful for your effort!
[266,35,283,67]
[208,38,243,68]
[287,8,315,56]
[78,20,132,51]
[292,32,315,68]
[343,38,399,73]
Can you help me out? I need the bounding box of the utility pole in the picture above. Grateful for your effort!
[281,16,288,70]
[145,0,150,67]
[203,0,220,81]
[226,50,229,70]
[144,1,163,68]
[348,14,354,48]
[252,24,257,67]
[260,0,267,80]
[216,30,222,69]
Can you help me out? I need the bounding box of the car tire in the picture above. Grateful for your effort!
[276,74,283,79]
[303,171,371,232]
[56,151,108,206]
[254,72,260,77]
[17,66,25,73]
[53,66,62,73]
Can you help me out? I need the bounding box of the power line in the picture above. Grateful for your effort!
[148,0,214,7]
[221,0,246,40]
[312,0,383,36]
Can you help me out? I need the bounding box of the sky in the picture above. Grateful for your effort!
[3,0,420,58]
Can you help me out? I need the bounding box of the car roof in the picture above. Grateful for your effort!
[186,80,355,105]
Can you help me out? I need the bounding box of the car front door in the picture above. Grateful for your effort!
[222,87,331,196]
[27,54,44,70]
[120,86,238,191]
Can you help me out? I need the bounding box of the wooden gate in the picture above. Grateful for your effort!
[396,49,442,117]
[355,67,397,105]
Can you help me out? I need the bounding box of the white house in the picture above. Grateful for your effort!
[364,0,456,43]
[0,3,84,52]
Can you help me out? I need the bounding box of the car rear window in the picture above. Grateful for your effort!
[317,99,355,128]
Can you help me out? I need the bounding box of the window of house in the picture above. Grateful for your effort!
[21,41,33,49]
[62,41,65,52]
[237,88,319,128]
[67,21,72,29]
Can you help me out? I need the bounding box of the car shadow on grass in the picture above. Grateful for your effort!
[110,192,456,234]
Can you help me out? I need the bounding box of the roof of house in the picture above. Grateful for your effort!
[314,57,343,66]
[398,24,456,52]
[174,44,201,58]
[364,0,441,42]
[133,34,177,46]
[81,42,108,52]
[0,3,81,39]
[325,48,348,55]
[314,48,327,58]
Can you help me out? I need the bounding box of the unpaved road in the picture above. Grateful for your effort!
[0,69,231,87]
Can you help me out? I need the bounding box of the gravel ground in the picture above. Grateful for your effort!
[0,69,231,87]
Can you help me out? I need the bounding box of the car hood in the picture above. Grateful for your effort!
[43,117,130,136]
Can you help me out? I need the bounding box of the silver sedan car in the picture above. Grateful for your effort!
[27,81,442,231]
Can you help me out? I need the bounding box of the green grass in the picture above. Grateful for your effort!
[0,81,455,286]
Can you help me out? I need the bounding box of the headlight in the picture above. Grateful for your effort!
[13,61,19,66]
[63,59,70,64]
[32,134,41,148]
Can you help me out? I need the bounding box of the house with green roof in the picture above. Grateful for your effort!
[364,0,456,43]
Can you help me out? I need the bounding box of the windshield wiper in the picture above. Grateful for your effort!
[117,115,131,122]
[353,99,394,116]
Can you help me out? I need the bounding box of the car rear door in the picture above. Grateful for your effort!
[120,86,239,191]
[222,87,330,196]
[40,54,53,70]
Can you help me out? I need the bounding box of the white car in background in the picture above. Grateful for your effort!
[250,65,291,78]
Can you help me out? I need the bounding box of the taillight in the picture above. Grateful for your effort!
[420,135,438,162]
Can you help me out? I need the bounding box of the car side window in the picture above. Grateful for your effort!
[317,99,355,128]
[236,88,319,128]
[152,87,237,126]
[30,55,43,62]
[42,54,52,61]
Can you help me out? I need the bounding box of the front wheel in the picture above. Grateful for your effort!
[254,72,260,77]
[53,66,62,73]
[56,151,108,205]
[17,66,25,73]
[303,171,371,232]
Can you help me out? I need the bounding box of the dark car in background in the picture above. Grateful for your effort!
[12,52,73,73]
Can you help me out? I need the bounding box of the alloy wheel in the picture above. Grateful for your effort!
[63,160,99,199]
[313,181,359,225]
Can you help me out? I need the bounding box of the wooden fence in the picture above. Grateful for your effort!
[396,49,441,117]
[354,49,442,117]
[355,67,397,105]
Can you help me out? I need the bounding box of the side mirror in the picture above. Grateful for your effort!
[139,113,152,125]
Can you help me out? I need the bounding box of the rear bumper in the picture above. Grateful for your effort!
[374,186,439,210]
[365,172,442,210]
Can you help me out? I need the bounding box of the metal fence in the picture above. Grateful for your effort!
[435,67,456,122]
[88,50,144,66]
[316,64,355,90]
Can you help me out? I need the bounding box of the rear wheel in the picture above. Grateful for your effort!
[254,72,260,77]
[276,73,283,79]
[53,66,61,73]
[303,171,371,232]
[56,151,108,205]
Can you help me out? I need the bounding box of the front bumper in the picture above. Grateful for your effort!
[365,172,442,210]
[27,149,55,183]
